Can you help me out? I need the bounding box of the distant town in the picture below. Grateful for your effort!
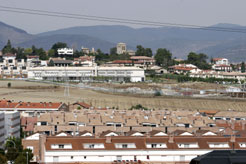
[0,38,246,164]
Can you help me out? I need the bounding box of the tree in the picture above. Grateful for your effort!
[32,46,48,60]
[16,47,26,60]
[187,52,211,69]
[110,47,117,55]
[50,42,68,57]
[23,148,33,162]
[0,154,7,164]
[7,82,11,88]
[14,154,27,164]
[6,148,18,162]
[48,60,54,66]
[2,40,14,54]
[241,62,245,73]
[154,48,173,68]
[135,45,153,57]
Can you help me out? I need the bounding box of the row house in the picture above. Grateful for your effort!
[23,135,246,164]
[0,99,68,117]
[190,70,246,81]
[32,109,217,135]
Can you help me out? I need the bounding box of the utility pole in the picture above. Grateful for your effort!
[26,151,28,164]
[64,67,70,97]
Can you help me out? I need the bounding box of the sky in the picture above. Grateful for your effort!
[0,0,245,34]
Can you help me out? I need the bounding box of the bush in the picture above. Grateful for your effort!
[154,91,161,96]
[7,82,11,88]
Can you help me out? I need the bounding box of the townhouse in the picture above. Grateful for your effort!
[0,99,68,116]
[23,134,246,164]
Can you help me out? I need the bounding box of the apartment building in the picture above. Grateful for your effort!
[0,112,4,148]
[23,134,246,164]
[4,111,20,139]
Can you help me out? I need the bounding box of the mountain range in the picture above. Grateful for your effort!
[0,21,246,62]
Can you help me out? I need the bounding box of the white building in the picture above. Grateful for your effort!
[35,135,245,164]
[117,43,127,54]
[0,112,4,148]
[57,48,74,55]
[28,66,145,82]
[212,58,229,65]
[4,111,20,139]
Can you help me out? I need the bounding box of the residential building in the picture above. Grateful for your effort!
[0,100,68,116]
[57,48,73,55]
[73,56,96,67]
[117,43,127,54]
[4,111,20,139]
[130,56,155,69]
[169,64,200,74]
[212,58,229,65]
[24,135,246,164]
[81,47,96,55]
[28,66,145,82]
[0,112,4,148]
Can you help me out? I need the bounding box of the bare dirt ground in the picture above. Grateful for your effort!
[0,80,245,111]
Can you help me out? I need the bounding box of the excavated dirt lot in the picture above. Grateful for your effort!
[0,80,245,111]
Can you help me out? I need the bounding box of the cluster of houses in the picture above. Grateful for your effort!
[1,98,246,163]
[1,42,246,83]
[170,58,246,82]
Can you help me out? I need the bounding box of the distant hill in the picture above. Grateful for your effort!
[1,21,246,62]
[0,21,34,48]
[17,34,115,52]
[38,24,246,61]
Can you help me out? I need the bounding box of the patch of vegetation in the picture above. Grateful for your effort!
[129,104,150,110]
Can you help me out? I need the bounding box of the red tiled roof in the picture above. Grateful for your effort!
[212,58,225,61]
[73,102,91,109]
[17,102,62,109]
[44,136,246,151]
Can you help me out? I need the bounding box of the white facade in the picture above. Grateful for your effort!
[117,43,127,54]
[4,111,20,139]
[213,58,229,65]
[0,112,4,148]
[44,149,210,163]
[27,66,145,82]
[57,48,74,55]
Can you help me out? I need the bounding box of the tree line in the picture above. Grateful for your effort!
[1,40,245,72]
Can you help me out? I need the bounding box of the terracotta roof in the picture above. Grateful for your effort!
[44,136,246,151]
[73,102,91,109]
[17,102,62,109]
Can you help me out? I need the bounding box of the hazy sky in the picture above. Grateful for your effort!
[0,0,245,34]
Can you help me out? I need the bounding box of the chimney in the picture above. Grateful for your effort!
[230,134,236,143]
[242,122,246,131]
[168,135,174,143]
[39,134,47,163]
[106,136,112,143]
[231,121,235,130]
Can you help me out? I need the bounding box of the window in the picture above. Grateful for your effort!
[115,143,136,149]
[59,145,64,149]
[41,122,47,126]
[84,156,87,159]
[51,144,72,149]
[147,143,167,148]
[71,156,74,159]
[152,144,157,148]
[83,143,105,149]
[122,144,128,148]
